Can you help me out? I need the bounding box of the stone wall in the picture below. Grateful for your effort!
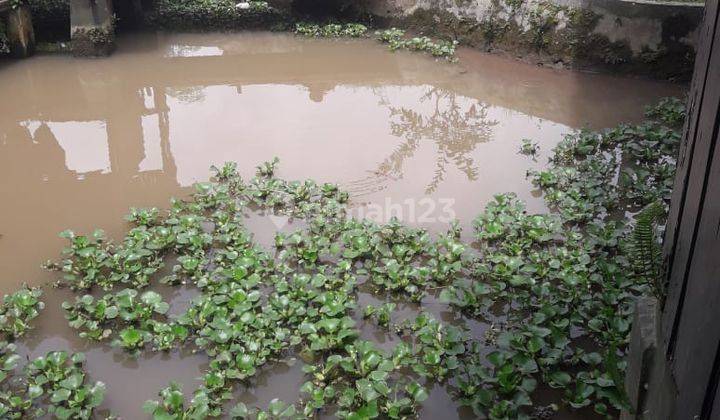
[359,0,704,80]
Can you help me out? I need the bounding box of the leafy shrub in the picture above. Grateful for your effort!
[0,286,44,339]
[148,0,286,30]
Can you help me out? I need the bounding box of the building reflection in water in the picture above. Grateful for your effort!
[15,85,177,183]
[5,29,675,291]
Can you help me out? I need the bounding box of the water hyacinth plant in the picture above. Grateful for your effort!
[0,288,108,419]
[292,23,457,61]
[0,97,686,418]
[0,285,44,339]
[294,22,368,38]
[376,28,458,60]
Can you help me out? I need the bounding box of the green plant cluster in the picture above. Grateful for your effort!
[437,98,685,417]
[375,28,458,60]
[0,96,682,418]
[294,23,368,38]
[23,351,106,419]
[362,303,395,328]
[292,22,460,62]
[0,287,107,419]
[0,285,44,338]
[519,139,539,157]
[532,99,683,221]
[45,157,475,418]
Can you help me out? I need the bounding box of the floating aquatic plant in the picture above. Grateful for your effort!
[24,351,106,420]
[376,28,458,60]
[0,285,44,339]
[519,139,539,157]
[294,22,368,38]
[0,96,683,418]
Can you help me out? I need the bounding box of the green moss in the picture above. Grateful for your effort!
[504,0,525,11]
[524,3,563,50]
[549,9,598,58]
[568,8,599,30]
[402,8,488,48]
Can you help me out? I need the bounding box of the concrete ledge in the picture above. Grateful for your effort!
[556,0,704,20]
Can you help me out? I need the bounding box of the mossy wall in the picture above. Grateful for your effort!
[361,0,703,80]
[11,0,701,79]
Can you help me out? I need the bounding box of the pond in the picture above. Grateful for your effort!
[0,31,683,418]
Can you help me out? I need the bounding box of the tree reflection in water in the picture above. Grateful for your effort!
[349,86,498,196]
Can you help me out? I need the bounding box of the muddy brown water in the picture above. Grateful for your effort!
[0,32,683,418]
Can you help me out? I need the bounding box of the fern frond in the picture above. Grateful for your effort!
[630,201,666,298]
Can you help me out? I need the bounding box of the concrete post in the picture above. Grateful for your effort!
[70,0,115,57]
[621,297,659,419]
[5,5,35,58]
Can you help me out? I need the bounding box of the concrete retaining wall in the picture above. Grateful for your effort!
[360,0,704,80]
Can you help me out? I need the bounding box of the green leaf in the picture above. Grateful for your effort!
[549,371,572,387]
[143,400,159,414]
[141,291,163,305]
[50,388,71,403]
[28,384,43,399]
[406,382,428,402]
[230,402,249,418]
[120,327,143,346]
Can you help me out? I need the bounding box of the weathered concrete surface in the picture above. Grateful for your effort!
[359,0,703,79]
[621,296,658,419]
[560,0,702,50]
[4,4,36,58]
[622,295,684,419]
[70,0,115,56]
[640,351,677,419]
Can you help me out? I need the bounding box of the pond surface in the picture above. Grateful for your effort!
[0,31,683,418]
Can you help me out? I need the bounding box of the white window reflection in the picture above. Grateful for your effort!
[166,45,224,58]
[21,120,110,175]
[139,115,163,172]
